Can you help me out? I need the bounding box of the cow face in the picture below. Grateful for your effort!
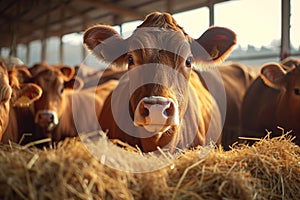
[84,12,236,145]
[261,58,300,127]
[29,63,79,133]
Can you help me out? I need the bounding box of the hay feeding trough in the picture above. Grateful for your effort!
[0,133,299,200]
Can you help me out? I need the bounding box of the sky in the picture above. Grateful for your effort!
[63,0,300,50]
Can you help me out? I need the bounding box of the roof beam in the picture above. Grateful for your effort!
[1,14,42,30]
[65,4,90,22]
[80,0,145,19]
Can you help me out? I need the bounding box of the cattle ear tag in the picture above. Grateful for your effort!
[13,95,32,107]
[210,46,219,60]
[13,85,42,107]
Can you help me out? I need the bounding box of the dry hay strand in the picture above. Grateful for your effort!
[0,133,299,200]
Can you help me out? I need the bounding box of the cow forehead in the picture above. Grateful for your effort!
[36,69,59,80]
[291,69,300,85]
[34,69,64,87]
[127,28,191,58]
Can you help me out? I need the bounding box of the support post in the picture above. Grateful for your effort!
[59,35,64,64]
[208,3,215,26]
[41,4,51,62]
[26,42,30,65]
[119,24,123,36]
[280,0,291,60]
[59,4,66,64]
[41,38,47,62]
[82,18,88,61]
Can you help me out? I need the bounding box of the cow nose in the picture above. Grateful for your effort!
[35,110,58,131]
[134,96,179,133]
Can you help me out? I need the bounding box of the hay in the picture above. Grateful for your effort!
[0,134,299,200]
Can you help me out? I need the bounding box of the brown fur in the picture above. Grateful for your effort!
[196,62,257,149]
[0,62,12,138]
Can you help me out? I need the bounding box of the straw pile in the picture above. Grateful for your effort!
[0,133,299,200]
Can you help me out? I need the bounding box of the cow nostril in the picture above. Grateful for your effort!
[37,112,54,123]
[140,105,149,117]
[163,103,174,117]
[50,114,54,121]
[164,107,172,117]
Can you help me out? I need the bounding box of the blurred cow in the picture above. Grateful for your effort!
[241,57,300,145]
[84,12,236,152]
[197,62,257,149]
[0,63,42,143]
[25,63,111,142]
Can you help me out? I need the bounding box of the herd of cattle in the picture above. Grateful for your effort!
[0,12,299,152]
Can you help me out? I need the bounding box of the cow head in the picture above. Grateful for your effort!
[0,63,42,139]
[260,58,300,129]
[84,12,236,150]
[28,63,83,134]
[261,58,300,92]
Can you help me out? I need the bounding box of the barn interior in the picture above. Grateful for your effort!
[0,1,300,199]
[0,0,298,67]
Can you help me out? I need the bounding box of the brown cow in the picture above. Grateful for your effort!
[0,63,42,143]
[241,57,300,145]
[84,12,236,152]
[194,62,257,149]
[25,63,111,142]
[205,62,257,149]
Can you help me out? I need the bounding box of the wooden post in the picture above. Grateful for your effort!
[59,4,66,64]
[119,24,123,36]
[208,3,215,26]
[41,4,51,62]
[59,35,64,64]
[26,42,30,65]
[41,38,46,62]
[280,0,291,60]
[82,18,87,61]
[9,22,17,57]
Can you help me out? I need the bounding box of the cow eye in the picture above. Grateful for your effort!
[185,57,192,67]
[59,86,64,94]
[128,55,135,66]
[294,88,300,95]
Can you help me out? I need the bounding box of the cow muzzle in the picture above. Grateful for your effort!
[134,96,179,133]
[35,110,59,131]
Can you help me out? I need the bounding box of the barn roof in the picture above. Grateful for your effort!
[0,0,229,48]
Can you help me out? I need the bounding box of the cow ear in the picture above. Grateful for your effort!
[64,77,84,90]
[13,83,42,107]
[260,63,286,89]
[280,57,300,70]
[59,66,75,81]
[192,26,236,64]
[10,65,32,84]
[83,25,126,64]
